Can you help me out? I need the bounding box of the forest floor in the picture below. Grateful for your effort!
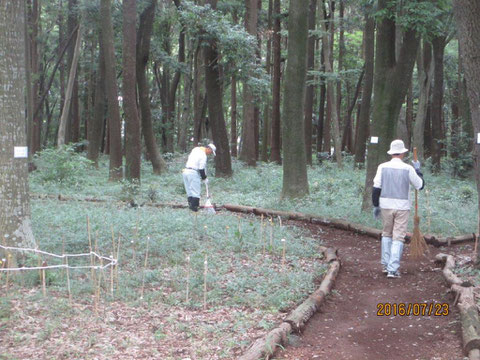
[274,221,468,360]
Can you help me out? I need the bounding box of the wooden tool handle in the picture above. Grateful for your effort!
[413,147,418,162]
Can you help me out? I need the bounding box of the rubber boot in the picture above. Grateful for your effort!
[187,196,193,210]
[387,240,404,275]
[381,236,392,272]
[191,197,200,212]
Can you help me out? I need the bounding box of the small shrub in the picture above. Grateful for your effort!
[460,186,475,204]
[34,144,93,185]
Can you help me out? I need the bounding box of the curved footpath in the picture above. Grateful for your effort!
[274,223,465,360]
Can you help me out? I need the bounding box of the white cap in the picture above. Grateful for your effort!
[387,139,408,155]
[207,143,216,156]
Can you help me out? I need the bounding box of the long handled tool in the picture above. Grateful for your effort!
[410,147,428,258]
[204,182,216,214]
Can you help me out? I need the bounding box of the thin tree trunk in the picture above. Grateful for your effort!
[260,0,272,162]
[304,0,317,165]
[123,0,141,181]
[57,22,82,146]
[413,40,433,161]
[101,0,123,180]
[231,75,238,157]
[270,0,282,164]
[239,0,258,166]
[342,69,364,153]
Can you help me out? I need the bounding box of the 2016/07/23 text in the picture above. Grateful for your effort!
[377,302,449,316]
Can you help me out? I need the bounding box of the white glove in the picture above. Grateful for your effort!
[412,160,421,171]
[203,178,209,184]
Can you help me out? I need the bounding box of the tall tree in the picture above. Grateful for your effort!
[412,40,433,161]
[204,0,233,177]
[260,0,272,162]
[123,0,141,181]
[304,0,317,165]
[136,0,167,174]
[101,0,123,180]
[453,0,480,237]
[270,0,282,164]
[0,0,36,249]
[353,3,374,168]
[281,0,309,198]
[239,0,258,166]
[361,0,420,210]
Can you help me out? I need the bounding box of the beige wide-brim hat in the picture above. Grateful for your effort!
[387,139,408,155]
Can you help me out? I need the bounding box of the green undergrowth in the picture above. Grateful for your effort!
[30,151,478,237]
[22,200,325,312]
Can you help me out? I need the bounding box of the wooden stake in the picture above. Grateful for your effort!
[281,238,286,267]
[62,238,72,303]
[110,226,115,295]
[41,261,47,297]
[203,254,208,310]
[185,255,190,304]
[140,236,150,299]
[269,218,274,250]
[115,234,121,289]
[87,216,96,293]
[474,233,478,262]
[5,254,11,293]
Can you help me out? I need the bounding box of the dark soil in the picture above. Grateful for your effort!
[275,223,467,360]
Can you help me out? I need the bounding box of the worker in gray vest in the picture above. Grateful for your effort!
[182,144,216,211]
[372,139,424,278]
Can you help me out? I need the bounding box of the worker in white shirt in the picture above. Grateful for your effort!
[372,139,424,278]
[182,143,216,211]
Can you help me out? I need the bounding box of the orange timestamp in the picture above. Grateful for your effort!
[377,302,449,316]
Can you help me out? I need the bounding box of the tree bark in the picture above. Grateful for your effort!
[453,0,480,245]
[353,7,374,168]
[361,0,419,210]
[239,0,258,166]
[413,40,433,161]
[304,0,317,165]
[270,0,282,164]
[231,74,238,157]
[87,39,106,166]
[260,0,273,162]
[431,35,447,172]
[123,0,141,181]
[204,0,233,177]
[0,0,36,250]
[66,0,79,144]
[136,0,166,174]
[281,0,309,198]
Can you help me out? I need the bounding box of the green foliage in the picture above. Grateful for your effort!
[33,145,93,186]
[440,129,473,179]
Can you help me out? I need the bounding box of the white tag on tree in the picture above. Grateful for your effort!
[477,133,480,144]
[14,146,28,158]
[371,136,379,144]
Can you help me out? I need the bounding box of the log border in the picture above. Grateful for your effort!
[436,253,480,359]
[238,247,340,360]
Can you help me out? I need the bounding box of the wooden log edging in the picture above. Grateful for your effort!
[32,195,477,246]
[239,248,340,360]
[222,204,476,247]
[436,253,480,359]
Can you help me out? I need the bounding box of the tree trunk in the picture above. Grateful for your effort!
[0,0,36,250]
[413,40,433,161]
[304,0,317,165]
[453,0,480,237]
[57,22,82,147]
[204,0,233,177]
[431,35,447,172]
[87,40,106,166]
[336,0,345,153]
[281,0,309,198]
[342,69,364,153]
[193,44,206,145]
[361,0,419,210]
[353,7,374,169]
[101,0,123,180]
[178,37,194,152]
[136,0,166,174]
[123,0,141,181]
[67,0,79,144]
[270,0,282,164]
[231,74,238,157]
[260,0,272,162]
[239,0,258,166]
[320,0,342,167]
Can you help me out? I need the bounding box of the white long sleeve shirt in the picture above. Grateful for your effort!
[185,147,207,171]
[373,158,423,210]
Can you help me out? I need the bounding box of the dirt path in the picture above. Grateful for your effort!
[275,224,465,360]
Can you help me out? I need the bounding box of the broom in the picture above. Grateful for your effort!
[204,182,216,214]
[410,147,428,258]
